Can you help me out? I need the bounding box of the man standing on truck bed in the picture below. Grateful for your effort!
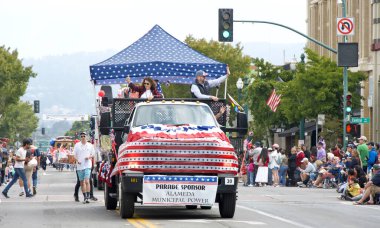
[191,66,230,101]
[74,132,95,204]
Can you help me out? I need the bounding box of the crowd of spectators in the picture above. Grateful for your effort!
[240,135,380,205]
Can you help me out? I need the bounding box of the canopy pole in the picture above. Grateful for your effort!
[92,80,100,140]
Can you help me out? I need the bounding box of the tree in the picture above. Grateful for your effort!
[184,36,252,102]
[0,101,38,142]
[65,121,90,139]
[280,49,366,123]
[245,58,289,144]
[0,46,37,115]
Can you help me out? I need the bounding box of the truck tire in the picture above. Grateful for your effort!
[120,192,135,218]
[104,184,117,210]
[218,193,236,218]
[200,206,212,210]
[185,205,197,209]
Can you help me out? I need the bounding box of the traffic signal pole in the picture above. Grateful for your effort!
[342,0,349,151]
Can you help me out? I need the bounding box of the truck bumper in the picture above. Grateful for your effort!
[217,176,238,194]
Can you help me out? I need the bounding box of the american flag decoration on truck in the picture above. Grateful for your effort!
[111,125,238,176]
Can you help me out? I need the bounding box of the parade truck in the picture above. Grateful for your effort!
[97,98,247,219]
[89,25,247,219]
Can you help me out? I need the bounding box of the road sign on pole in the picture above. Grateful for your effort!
[337,17,354,36]
[350,117,370,124]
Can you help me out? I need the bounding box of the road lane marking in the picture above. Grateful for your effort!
[168,219,265,225]
[237,205,314,228]
[116,210,158,228]
[134,215,158,228]
[128,219,146,228]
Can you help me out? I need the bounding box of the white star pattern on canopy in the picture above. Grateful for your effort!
[90,25,227,85]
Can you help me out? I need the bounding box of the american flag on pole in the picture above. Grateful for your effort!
[266,89,281,112]
[111,124,238,176]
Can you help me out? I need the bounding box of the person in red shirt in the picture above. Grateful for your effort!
[332,144,343,159]
[126,76,163,100]
[296,147,305,167]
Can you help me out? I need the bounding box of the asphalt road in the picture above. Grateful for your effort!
[1,167,379,228]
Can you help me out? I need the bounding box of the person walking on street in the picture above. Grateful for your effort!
[357,136,369,172]
[31,145,41,195]
[2,139,33,198]
[74,132,95,204]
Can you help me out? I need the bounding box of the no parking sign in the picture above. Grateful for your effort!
[337,17,354,36]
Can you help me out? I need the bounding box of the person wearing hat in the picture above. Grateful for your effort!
[354,164,380,205]
[367,142,379,173]
[190,66,230,101]
[357,136,369,172]
[74,132,95,204]
[297,157,316,187]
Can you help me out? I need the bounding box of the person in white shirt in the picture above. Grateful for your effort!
[269,144,281,187]
[2,138,33,198]
[190,66,230,101]
[74,132,95,204]
[297,158,316,187]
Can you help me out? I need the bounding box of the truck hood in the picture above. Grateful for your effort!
[112,124,238,176]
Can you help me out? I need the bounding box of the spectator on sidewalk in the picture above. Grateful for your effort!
[357,136,369,172]
[317,142,326,163]
[297,158,316,187]
[278,148,288,186]
[367,142,378,173]
[354,164,380,205]
[288,147,297,186]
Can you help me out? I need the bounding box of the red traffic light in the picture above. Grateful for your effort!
[346,124,352,133]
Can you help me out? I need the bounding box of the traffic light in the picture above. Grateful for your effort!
[346,123,359,135]
[346,123,352,134]
[41,127,45,135]
[34,100,40,113]
[346,93,352,114]
[218,8,233,42]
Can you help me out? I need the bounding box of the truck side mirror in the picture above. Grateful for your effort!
[237,112,248,135]
[124,125,130,134]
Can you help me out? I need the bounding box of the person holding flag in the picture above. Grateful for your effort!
[190,66,230,101]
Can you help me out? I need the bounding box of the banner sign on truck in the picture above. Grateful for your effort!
[143,175,218,205]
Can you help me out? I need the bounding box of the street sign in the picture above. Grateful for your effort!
[317,114,325,125]
[42,114,89,121]
[337,17,354,36]
[350,117,370,124]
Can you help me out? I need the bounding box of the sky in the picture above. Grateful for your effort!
[0,0,307,60]
[0,0,308,119]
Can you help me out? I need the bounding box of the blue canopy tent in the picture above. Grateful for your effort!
[89,25,227,87]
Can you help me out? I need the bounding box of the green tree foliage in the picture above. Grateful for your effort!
[65,121,90,139]
[246,58,288,142]
[0,101,38,142]
[161,36,251,100]
[280,49,366,123]
[0,46,36,115]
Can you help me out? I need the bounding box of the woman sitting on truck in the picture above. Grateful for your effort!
[126,76,163,100]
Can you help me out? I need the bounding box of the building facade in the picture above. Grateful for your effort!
[307,0,380,142]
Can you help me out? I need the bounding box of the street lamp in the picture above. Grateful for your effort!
[236,78,244,103]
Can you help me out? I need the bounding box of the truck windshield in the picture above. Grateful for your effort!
[132,104,217,127]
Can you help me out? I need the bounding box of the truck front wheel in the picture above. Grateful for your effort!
[120,192,135,218]
[104,184,117,210]
[218,193,236,218]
